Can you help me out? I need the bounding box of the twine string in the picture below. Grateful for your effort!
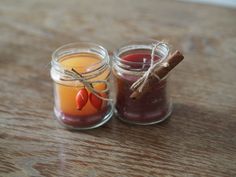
[59,68,112,101]
[130,42,167,92]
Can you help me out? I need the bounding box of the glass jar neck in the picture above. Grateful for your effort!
[113,41,170,75]
[51,42,110,84]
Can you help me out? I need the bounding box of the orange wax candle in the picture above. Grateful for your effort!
[56,53,109,116]
[51,43,113,130]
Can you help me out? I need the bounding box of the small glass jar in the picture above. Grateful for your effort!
[51,42,113,130]
[112,39,172,125]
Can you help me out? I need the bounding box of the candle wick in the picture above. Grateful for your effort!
[142,58,147,69]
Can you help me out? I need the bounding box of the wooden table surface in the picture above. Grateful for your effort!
[1,0,236,176]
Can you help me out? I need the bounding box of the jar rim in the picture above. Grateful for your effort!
[113,39,170,66]
[50,42,110,85]
[51,42,109,73]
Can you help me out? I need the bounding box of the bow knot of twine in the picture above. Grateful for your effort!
[130,42,169,92]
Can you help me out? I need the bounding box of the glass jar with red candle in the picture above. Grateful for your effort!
[112,40,172,125]
[51,42,113,130]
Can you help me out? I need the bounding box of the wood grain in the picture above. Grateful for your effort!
[0,0,236,176]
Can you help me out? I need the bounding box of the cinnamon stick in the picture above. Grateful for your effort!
[130,50,184,99]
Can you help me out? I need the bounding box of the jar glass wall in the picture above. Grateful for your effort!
[51,42,113,130]
[112,40,172,125]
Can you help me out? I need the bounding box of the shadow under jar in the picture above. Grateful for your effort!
[51,42,113,130]
[112,40,172,125]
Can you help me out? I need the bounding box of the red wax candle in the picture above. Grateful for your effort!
[113,43,172,125]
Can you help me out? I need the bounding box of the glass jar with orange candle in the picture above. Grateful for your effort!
[50,42,113,130]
